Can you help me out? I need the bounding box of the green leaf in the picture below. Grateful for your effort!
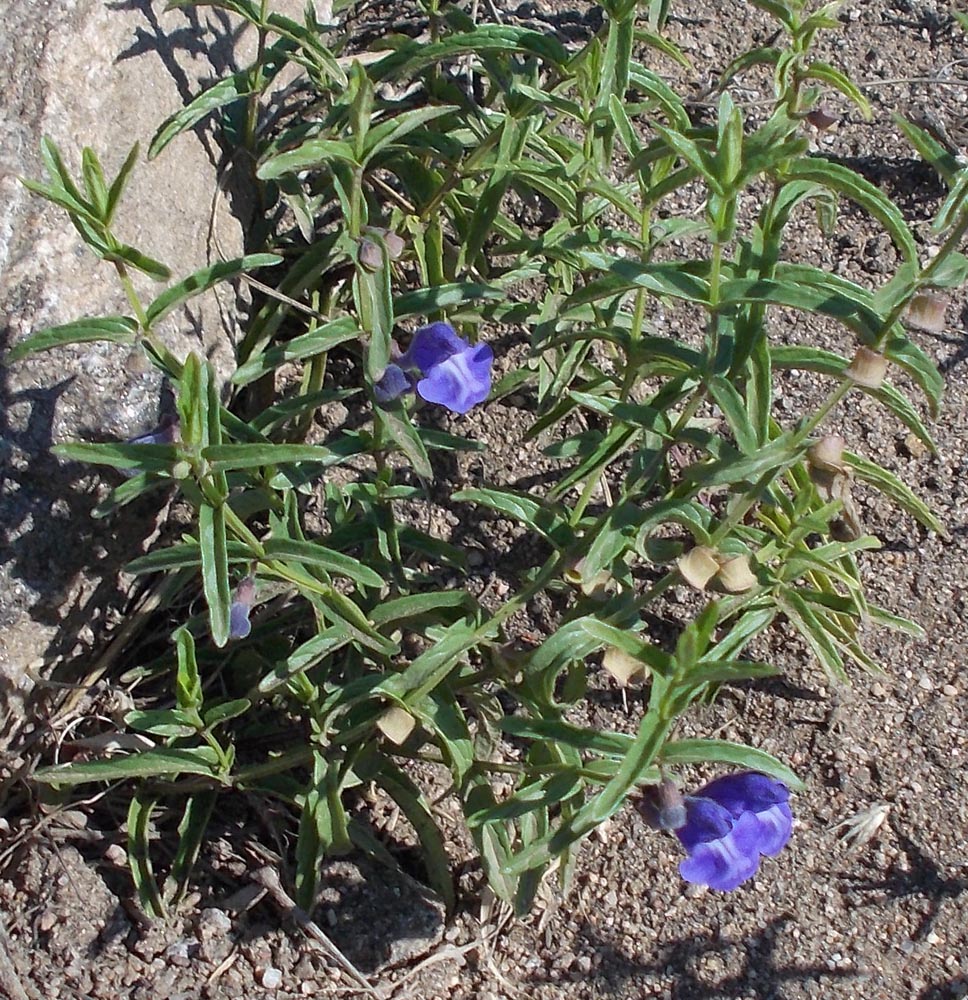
[256,138,359,179]
[106,142,141,224]
[149,48,282,159]
[199,503,231,648]
[129,792,166,918]
[782,158,917,262]
[660,739,804,790]
[362,105,458,165]
[81,147,110,216]
[778,587,847,682]
[380,618,493,703]
[165,791,218,907]
[394,282,503,317]
[374,760,456,913]
[882,333,943,418]
[358,261,394,384]
[146,254,282,326]
[52,441,178,474]
[567,256,711,307]
[770,344,937,453]
[203,441,361,472]
[175,626,203,710]
[369,27,569,81]
[369,591,475,627]
[682,431,806,488]
[203,699,251,728]
[262,538,384,588]
[803,61,871,118]
[451,487,573,548]
[255,628,351,695]
[721,274,884,340]
[108,244,172,281]
[378,405,433,480]
[843,451,945,535]
[893,113,962,186]
[33,747,222,785]
[125,708,199,738]
[652,123,721,194]
[232,317,359,385]
[6,315,139,362]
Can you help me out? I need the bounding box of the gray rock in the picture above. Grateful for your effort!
[0,1,302,690]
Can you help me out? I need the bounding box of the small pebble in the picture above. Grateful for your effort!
[918,675,933,691]
[258,966,283,990]
[943,684,958,697]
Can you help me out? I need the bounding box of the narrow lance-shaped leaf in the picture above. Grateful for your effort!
[146,254,283,326]
[6,316,139,362]
[199,503,232,648]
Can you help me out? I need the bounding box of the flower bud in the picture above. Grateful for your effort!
[845,346,888,388]
[677,546,719,591]
[905,292,948,333]
[358,238,384,271]
[602,647,644,687]
[636,778,687,831]
[715,555,758,593]
[807,434,847,474]
[805,108,838,131]
[376,706,416,745]
[384,232,406,260]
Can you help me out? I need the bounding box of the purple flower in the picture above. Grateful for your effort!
[127,414,179,447]
[675,772,793,891]
[229,575,256,640]
[374,322,493,414]
[373,362,413,404]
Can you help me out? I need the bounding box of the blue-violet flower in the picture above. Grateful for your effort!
[675,772,793,891]
[229,575,256,640]
[375,322,492,414]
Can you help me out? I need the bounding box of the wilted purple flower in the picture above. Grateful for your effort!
[127,414,180,447]
[374,322,493,415]
[229,575,256,640]
[674,772,793,891]
[636,777,688,831]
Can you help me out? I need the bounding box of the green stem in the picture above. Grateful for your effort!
[113,261,149,330]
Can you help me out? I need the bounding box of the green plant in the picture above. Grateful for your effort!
[13,0,964,917]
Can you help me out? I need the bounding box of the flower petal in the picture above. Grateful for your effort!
[403,322,469,372]
[373,363,413,404]
[416,344,492,414]
[750,801,794,856]
[678,812,763,891]
[695,772,790,818]
[229,601,252,639]
[675,797,734,852]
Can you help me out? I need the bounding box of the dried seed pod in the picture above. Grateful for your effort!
[807,434,847,474]
[376,706,416,745]
[905,291,948,333]
[677,546,719,591]
[845,346,888,388]
[563,556,612,598]
[602,647,644,687]
[715,554,758,593]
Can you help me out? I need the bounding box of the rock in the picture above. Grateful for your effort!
[0,0,305,695]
